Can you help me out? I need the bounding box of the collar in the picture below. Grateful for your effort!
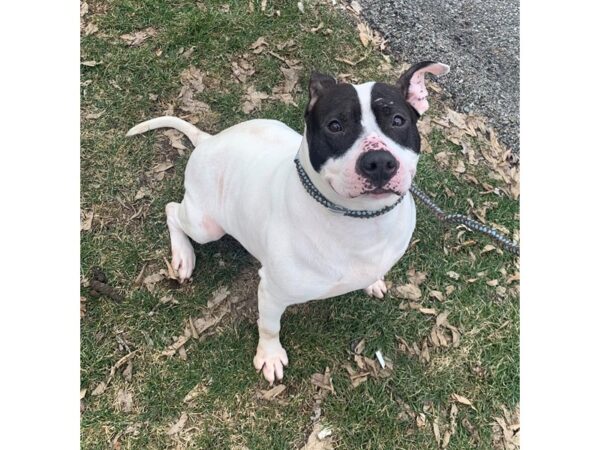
[293,157,405,219]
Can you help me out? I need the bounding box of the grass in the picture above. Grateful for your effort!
[81,1,519,448]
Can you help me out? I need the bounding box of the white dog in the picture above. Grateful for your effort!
[127,61,449,383]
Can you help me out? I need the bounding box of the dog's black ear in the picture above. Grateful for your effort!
[306,72,337,112]
[397,61,450,116]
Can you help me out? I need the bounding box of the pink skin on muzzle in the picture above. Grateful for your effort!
[337,134,412,198]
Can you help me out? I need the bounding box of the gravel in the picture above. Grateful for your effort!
[357,0,520,152]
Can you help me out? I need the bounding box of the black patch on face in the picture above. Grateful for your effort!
[370,83,421,153]
[305,84,363,172]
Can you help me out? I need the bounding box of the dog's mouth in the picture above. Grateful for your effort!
[360,187,401,199]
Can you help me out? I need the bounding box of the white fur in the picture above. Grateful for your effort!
[127,109,417,383]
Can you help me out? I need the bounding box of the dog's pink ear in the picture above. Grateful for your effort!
[397,62,450,115]
[307,72,337,111]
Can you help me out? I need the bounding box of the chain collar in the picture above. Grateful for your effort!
[294,157,405,219]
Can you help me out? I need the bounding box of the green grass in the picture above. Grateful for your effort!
[81,1,519,448]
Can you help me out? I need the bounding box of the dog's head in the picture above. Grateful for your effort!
[304,61,449,203]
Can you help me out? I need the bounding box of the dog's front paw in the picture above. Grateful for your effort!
[364,278,387,299]
[171,244,195,282]
[253,341,288,384]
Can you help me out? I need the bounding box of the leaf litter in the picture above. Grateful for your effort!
[120,27,157,47]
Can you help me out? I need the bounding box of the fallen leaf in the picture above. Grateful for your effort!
[166,412,188,435]
[481,244,496,254]
[80,296,87,319]
[80,210,94,231]
[80,388,87,400]
[311,367,334,394]
[395,283,422,301]
[183,383,207,403]
[134,186,151,201]
[407,269,427,286]
[300,422,333,450]
[91,381,107,396]
[180,66,205,93]
[120,27,157,47]
[83,22,98,36]
[115,388,134,413]
[486,279,499,287]
[242,85,269,114]
[445,285,456,295]
[446,271,460,280]
[161,334,191,358]
[207,286,230,308]
[81,60,101,67]
[451,393,476,409]
[153,162,174,173]
[122,360,133,382]
[231,56,255,83]
[419,307,437,315]
[429,290,444,301]
[353,338,366,355]
[259,384,286,400]
[143,272,164,292]
[249,36,268,54]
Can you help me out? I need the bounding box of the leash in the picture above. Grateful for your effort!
[409,184,520,256]
[294,157,520,256]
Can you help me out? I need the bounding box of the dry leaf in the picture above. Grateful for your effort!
[120,27,157,46]
[115,388,133,413]
[395,283,422,301]
[259,384,286,400]
[80,296,87,319]
[207,286,230,308]
[242,85,269,114]
[167,412,188,435]
[231,56,255,83]
[250,36,268,54]
[445,285,456,295]
[143,272,164,292]
[311,367,334,393]
[486,279,499,287]
[83,22,98,36]
[91,381,107,396]
[353,338,366,355]
[429,290,444,302]
[153,162,174,173]
[161,335,190,357]
[183,383,207,403]
[180,66,205,93]
[301,422,333,450]
[134,186,151,200]
[81,60,101,67]
[451,393,476,409]
[446,271,460,280]
[419,307,437,315]
[407,269,427,286]
[80,210,94,231]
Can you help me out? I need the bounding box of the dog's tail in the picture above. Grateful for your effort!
[126,116,211,146]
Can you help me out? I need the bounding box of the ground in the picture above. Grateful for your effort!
[80,1,519,449]
[358,0,520,153]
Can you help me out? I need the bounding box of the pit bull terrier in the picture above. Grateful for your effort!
[127,61,449,383]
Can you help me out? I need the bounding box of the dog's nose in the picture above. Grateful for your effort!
[357,150,399,187]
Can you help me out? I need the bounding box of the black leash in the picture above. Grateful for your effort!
[409,184,520,256]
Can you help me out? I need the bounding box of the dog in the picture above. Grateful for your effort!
[127,61,449,383]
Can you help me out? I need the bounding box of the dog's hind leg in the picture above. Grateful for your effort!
[165,199,225,282]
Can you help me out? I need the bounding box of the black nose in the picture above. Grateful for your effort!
[357,150,399,187]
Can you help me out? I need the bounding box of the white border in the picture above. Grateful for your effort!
[0,2,80,448]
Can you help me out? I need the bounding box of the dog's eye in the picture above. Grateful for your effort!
[392,115,405,127]
[327,120,343,133]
